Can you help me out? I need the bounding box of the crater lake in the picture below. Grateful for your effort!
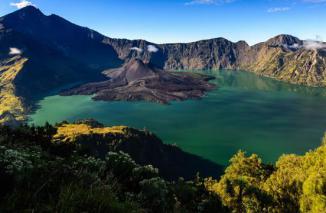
[28,70,326,165]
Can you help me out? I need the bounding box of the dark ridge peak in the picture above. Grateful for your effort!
[3,6,85,30]
[5,7,72,28]
[161,37,233,46]
[1,6,45,27]
[236,40,249,47]
[267,34,302,46]
[4,5,44,18]
[1,5,106,44]
[6,6,91,34]
[48,13,66,20]
[47,13,88,29]
[18,5,40,12]
[191,37,233,44]
[214,37,231,41]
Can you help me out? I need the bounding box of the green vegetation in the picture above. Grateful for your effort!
[53,123,128,143]
[0,121,226,212]
[205,138,326,213]
[0,121,325,212]
[0,56,28,125]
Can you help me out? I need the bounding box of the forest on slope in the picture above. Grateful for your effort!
[0,120,325,213]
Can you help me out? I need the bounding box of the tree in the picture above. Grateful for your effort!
[206,151,273,212]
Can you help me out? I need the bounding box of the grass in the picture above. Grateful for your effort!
[0,56,28,124]
[53,124,128,142]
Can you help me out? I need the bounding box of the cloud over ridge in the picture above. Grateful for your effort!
[10,0,35,9]
[147,45,159,53]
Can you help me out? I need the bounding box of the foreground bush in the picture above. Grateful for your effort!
[0,123,226,212]
[0,122,325,212]
[205,138,326,213]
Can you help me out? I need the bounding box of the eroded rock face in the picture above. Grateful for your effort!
[237,35,326,86]
[62,59,216,104]
[106,35,326,87]
[104,37,248,70]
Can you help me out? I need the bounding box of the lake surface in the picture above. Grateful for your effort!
[29,70,326,165]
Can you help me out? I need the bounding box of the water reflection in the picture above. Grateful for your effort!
[209,70,326,96]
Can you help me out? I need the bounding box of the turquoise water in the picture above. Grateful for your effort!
[29,70,326,165]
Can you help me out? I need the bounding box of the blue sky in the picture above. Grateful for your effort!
[1,0,326,45]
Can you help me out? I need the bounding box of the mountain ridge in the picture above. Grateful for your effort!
[1,6,326,124]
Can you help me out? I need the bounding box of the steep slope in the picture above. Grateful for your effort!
[0,7,122,124]
[0,6,125,99]
[0,56,27,125]
[0,28,104,124]
[0,6,122,69]
[105,58,160,82]
[104,37,249,70]
[162,39,248,70]
[238,35,326,86]
[106,35,326,87]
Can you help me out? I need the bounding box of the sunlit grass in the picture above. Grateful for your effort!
[53,124,128,142]
[0,57,28,124]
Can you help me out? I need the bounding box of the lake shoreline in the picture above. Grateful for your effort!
[28,70,326,165]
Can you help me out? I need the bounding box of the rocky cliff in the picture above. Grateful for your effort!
[238,35,326,86]
[106,35,326,87]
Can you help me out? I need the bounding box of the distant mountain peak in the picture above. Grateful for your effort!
[0,5,45,30]
[18,5,40,12]
[266,34,302,46]
[7,5,44,18]
[106,58,158,82]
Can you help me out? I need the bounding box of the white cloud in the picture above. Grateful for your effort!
[282,43,301,50]
[10,0,34,9]
[9,47,22,55]
[303,40,326,50]
[130,47,143,53]
[267,7,291,13]
[185,0,234,6]
[282,36,326,50]
[290,43,300,49]
[147,45,159,53]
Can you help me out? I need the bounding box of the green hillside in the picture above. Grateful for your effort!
[0,121,325,212]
